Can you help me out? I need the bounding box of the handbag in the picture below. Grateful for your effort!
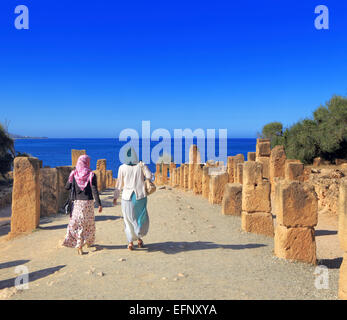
[139,162,156,195]
[64,178,75,217]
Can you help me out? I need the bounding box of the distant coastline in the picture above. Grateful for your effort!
[9,133,48,140]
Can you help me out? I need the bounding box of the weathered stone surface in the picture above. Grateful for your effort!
[193,164,204,195]
[183,164,189,190]
[285,161,304,181]
[71,149,86,167]
[269,145,286,187]
[336,159,347,166]
[106,170,114,188]
[241,212,274,237]
[93,170,103,192]
[222,183,242,216]
[247,152,256,161]
[180,165,184,188]
[40,168,59,216]
[256,141,271,158]
[188,164,196,190]
[162,163,169,185]
[242,180,271,213]
[257,138,271,144]
[339,253,347,300]
[257,157,270,179]
[10,157,41,236]
[209,172,229,204]
[274,225,316,264]
[170,162,177,186]
[96,159,107,191]
[56,166,73,212]
[243,161,263,186]
[276,180,318,228]
[233,154,244,180]
[236,163,243,184]
[338,179,347,251]
[189,144,201,164]
[202,166,210,199]
[227,156,234,183]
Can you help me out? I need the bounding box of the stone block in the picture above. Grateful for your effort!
[189,163,196,190]
[93,170,103,192]
[339,253,347,300]
[40,168,59,216]
[202,166,210,199]
[10,157,41,236]
[222,183,242,216]
[241,211,274,237]
[242,180,271,213]
[71,149,86,167]
[338,179,347,251]
[236,163,243,184]
[162,163,169,185]
[209,172,229,204]
[276,180,318,228]
[257,157,270,179]
[189,144,201,164]
[247,152,256,161]
[56,166,73,211]
[256,141,271,158]
[183,164,189,190]
[233,154,244,180]
[269,145,286,186]
[274,225,316,264]
[193,164,204,195]
[285,161,304,181]
[243,161,263,187]
[227,156,234,183]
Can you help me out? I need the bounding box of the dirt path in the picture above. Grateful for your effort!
[0,188,342,300]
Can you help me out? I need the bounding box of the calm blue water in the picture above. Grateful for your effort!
[14,138,256,177]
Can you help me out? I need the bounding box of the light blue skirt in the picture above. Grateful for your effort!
[121,192,149,242]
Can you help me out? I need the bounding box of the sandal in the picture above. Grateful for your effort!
[128,242,134,251]
[138,239,144,248]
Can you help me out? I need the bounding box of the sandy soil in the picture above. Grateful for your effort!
[0,187,342,300]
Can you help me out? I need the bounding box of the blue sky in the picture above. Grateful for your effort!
[0,0,346,138]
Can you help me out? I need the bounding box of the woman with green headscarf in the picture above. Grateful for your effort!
[113,146,153,250]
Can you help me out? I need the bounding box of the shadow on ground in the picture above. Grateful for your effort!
[317,257,343,269]
[143,241,266,254]
[0,265,66,290]
[0,260,30,270]
[315,229,338,236]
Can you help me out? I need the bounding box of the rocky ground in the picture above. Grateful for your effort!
[0,187,342,300]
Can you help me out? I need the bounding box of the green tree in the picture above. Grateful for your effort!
[260,121,284,148]
[0,122,15,178]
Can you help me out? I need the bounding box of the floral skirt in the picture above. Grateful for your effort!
[63,200,95,248]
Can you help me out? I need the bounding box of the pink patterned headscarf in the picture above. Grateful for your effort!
[68,155,94,191]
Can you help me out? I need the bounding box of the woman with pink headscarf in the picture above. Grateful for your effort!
[62,155,102,255]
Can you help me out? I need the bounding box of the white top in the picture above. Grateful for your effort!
[114,162,152,201]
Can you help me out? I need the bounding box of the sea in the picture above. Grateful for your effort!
[14,138,256,177]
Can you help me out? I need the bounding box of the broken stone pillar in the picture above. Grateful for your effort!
[241,161,274,237]
[56,166,73,212]
[256,139,271,158]
[169,162,177,186]
[183,164,189,190]
[93,169,103,192]
[71,149,86,167]
[222,183,242,216]
[269,145,286,194]
[274,180,318,264]
[96,159,107,191]
[162,163,169,185]
[227,156,235,183]
[285,160,304,181]
[175,167,179,187]
[233,154,244,181]
[10,157,41,236]
[236,163,243,184]
[40,168,59,216]
[209,172,229,205]
[338,180,347,299]
[188,145,201,190]
[106,170,114,188]
[257,157,270,180]
[247,152,256,161]
[179,165,184,188]
[202,166,210,199]
[193,164,204,195]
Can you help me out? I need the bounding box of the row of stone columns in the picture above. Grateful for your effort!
[10,150,116,237]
